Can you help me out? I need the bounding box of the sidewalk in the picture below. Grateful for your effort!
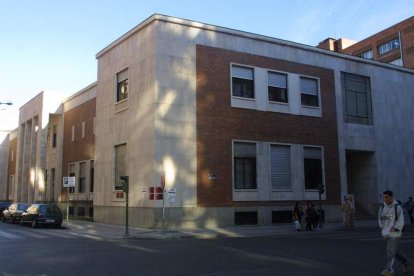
[62,219,378,240]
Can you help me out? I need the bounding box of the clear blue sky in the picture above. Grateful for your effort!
[0,0,412,133]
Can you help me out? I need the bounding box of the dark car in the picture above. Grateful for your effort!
[21,204,63,228]
[2,203,30,223]
[0,201,12,219]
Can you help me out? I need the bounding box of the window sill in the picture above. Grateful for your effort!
[114,99,128,113]
[234,189,258,192]
[268,100,289,106]
[271,189,293,192]
[232,96,256,101]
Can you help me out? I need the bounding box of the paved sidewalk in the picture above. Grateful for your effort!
[62,219,378,240]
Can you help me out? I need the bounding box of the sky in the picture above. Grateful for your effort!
[0,0,412,135]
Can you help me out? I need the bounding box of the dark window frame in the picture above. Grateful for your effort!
[231,65,255,99]
[341,72,373,125]
[268,71,288,103]
[300,76,320,107]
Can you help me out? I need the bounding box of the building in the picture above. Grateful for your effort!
[318,16,414,69]
[61,83,96,219]
[93,14,414,227]
[1,14,414,228]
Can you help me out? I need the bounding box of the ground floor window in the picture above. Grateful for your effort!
[233,142,257,189]
[304,147,323,190]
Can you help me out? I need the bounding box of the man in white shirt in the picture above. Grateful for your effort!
[378,190,411,275]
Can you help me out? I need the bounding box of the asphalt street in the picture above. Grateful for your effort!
[0,221,413,276]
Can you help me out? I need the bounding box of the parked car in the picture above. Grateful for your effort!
[2,203,30,223]
[0,201,12,219]
[21,204,63,228]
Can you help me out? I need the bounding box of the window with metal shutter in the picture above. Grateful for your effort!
[270,145,291,190]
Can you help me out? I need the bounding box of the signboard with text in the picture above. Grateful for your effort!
[63,177,75,188]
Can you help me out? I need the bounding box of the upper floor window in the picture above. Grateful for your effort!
[341,72,373,125]
[52,125,57,148]
[359,50,373,60]
[81,121,86,139]
[71,125,75,142]
[300,77,319,107]
[232,65,254,99]
[268,71,288,103]
[388,58,403,66]
[378,38,400,55]
[116,69,129,102]
[233,142,257,189]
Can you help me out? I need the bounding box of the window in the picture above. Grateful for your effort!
[388,58,403,66]
[114,144,127,191]
[116,69,129,102]
[359,50,373,60]
[232,65,254,99]
[270,145,291,190]
[300,77,319,107]
[11,150,14,162]
[52,125,57,148]
[233,142,257,189]
[304,147,323,190]
[71,125,75,142]
[82,121,86,139]
[341,72,373,125]
[51,168,55,200]
[268,72,288,103]
[378,38,400,55]
[90,160,94,193]
[79,162,86,193]
[89,207,94,218]
[69,163,75,193]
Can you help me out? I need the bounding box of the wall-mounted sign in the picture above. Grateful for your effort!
[63,177,75,188]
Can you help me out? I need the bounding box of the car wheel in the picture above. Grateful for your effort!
[31,219,37,228]
[55,222,62,228]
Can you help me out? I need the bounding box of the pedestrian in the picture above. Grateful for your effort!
[378,190,412,275]
[348,196,355,227]
[342,197,352,228]
[305,201,316,231]
[403,196,414,224]
[293,202,303,231]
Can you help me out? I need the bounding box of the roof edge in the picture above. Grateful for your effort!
[62,81,97,103]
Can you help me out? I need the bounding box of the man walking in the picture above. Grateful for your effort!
[379,190,412,275]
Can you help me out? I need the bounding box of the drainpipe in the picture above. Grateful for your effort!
[398,31,404,67]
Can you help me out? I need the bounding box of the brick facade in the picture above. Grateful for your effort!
[341,16,414,69]
[62,98,96,195]
[196,45,340,208]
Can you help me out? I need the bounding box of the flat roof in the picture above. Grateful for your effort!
[96,14,414,74]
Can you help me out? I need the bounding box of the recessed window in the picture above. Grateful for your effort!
[378,38,400,55]
[388,58,403,66]
[359,50,373,60]
[270,145,291,190]
[116,69,129,102]
[71,125,75,142]
[341,72,372,125]
[114,144,127,191]
[52,125,57,148]
[81,121,86,139]
[90,160,94,193]
[268,72,288,103]
[79,162,86,193]
[233,142,257,189]
[300,77,319,107]
[232,65,254,99]
[304,147,323,190]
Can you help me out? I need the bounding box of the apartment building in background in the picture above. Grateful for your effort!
[1,15,414,228]
[318,16,414,69]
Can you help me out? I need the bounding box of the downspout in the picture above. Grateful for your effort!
[398,31,404,67]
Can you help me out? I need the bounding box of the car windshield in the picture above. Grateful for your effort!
[17,204,30,211]
[39,205,62,215]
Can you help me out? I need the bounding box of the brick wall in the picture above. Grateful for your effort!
[196,45,340,207]
[62,98,96,182]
